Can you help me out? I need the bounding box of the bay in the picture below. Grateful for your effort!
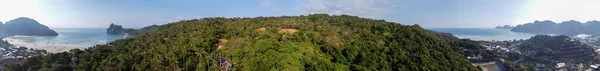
[427,28,536,41]
[5,28,125,48]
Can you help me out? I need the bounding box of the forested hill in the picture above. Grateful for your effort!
[511,20,600,36]
[518,35,596,63]
[2,14,479,71]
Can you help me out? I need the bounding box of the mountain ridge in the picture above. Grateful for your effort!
[511,20,600,36]
[2,17,58,36]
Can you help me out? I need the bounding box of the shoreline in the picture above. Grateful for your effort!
[2,36,80,53]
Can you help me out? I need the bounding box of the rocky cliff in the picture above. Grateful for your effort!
[107,23,124,34]
[107,23,136,35]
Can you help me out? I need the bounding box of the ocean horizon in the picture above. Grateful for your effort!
[427,28,537,41]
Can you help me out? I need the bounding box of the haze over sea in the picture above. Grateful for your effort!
[4,28,125,48]
[428,28,536,41]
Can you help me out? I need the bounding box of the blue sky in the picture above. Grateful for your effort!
[0,0,599,28]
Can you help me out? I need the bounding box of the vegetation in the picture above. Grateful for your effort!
[3,14,479,71]
[501,60,534,71]
[107,23,162,38]
[518,35,599,69]
[126,24,162,37]
[519,35,596,61]
[432,32,497,62]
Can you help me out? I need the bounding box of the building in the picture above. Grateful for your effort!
[556,62,566,68]
[472,60,507,71]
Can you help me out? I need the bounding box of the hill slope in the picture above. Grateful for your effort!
[2,14,478,71]
[518,35,596,63]
[2,17,58,36]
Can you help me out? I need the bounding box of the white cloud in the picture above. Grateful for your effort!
[260,0,271,7]
[301,0,395,18]
[0,0,46,24]
[272,8,281,12]
[175,16,185,19]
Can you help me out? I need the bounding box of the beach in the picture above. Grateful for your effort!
[0,28,126,53]
[2,36,80,53]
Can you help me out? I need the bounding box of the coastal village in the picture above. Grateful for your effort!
[0,39,47,69]
[473,35,600,71]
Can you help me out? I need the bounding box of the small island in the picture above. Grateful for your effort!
[494,25,513,29]
[106,23,161,38]
[107,23,136,34]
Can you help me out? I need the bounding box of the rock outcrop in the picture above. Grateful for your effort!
[107,23,137,35]
[494,25,513,29]
[107,23,124,34]
[2,17,58,36]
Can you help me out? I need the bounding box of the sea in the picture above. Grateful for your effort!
[427,28,537,41]
[6,28,126,48]
[0,28,540,48]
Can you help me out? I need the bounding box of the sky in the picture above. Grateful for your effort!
[0,0,599,28]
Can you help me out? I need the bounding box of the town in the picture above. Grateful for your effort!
[473,35,600,71]
[0,40,47,69]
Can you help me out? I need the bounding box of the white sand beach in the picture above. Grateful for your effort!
[2,36,80,53]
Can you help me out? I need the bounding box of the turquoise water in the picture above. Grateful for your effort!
[427,28,537,41]
[9,28,533,47]
[11,28,125,48]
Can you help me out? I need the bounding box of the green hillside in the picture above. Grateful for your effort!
[2,14,478,71]
[518,35,597,65]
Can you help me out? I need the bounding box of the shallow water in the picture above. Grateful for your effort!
[6,28,126,48]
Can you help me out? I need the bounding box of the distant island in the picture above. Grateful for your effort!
[494,25,513,29]
[1,17,58,36]
[107,23,136,34]
[511,20,600,36]
[107,23,160,38]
